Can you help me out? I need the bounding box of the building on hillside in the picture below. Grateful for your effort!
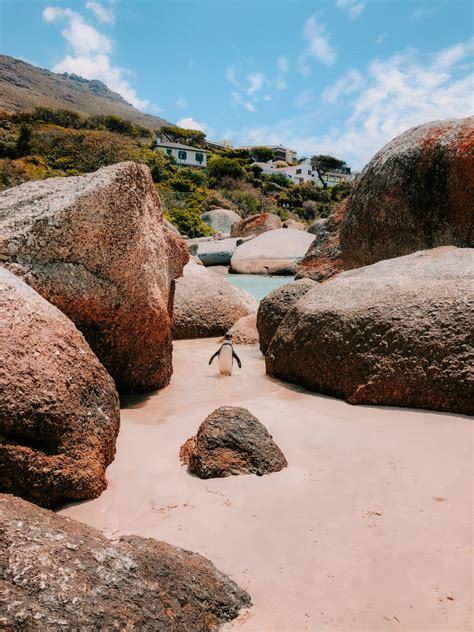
[253,159,354,187]
[240,144,297,163]
[155,138,209,168]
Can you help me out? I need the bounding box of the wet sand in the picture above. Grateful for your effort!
[60,339,473,631]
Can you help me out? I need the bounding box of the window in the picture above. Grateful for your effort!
[195,152,204,164]
[328,175,336,182]
[178,150,187,160]
[296,168,302,174]
[308,170,311,175]
[166,148,172,156]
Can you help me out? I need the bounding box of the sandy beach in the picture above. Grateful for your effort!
[59,339,473,632]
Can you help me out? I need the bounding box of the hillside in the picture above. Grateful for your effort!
[0,55,169,130]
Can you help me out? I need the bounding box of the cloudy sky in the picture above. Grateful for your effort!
[1,0,473,168]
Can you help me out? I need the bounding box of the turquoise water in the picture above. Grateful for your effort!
[227,274,293,301]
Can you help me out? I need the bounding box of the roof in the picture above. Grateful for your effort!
[156,140,209,153]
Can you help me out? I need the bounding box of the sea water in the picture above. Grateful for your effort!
[227,274,293,301]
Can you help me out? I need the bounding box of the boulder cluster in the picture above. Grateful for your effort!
[0,161,252,628]
[258,117,474,415]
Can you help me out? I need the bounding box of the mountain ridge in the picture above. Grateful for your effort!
[0,55,170,130]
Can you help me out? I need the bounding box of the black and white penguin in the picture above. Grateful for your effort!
[208,333,242,375]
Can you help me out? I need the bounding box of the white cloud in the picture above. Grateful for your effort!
[299,15,336,74]
[277,56,289,73]
[336,0,365,19]
[246,72,265,94]
[176,97,188,109]
[228,39,474,170]
[86,1,115,24]
[42,5,148,110]
[231,91,256,112]
[275,78,287,91]
[225,66,240,87]
[294,88,313,109]
[322,69,364,102]
[43,7,112,55]
[176,117,207,132]
[376,32,388,45]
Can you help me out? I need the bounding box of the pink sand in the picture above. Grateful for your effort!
[59,339,473,631]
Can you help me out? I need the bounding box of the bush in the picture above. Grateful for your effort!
[31,127,145,173]
[224,188,261,216]
[207,156,245,181]
[165,206,213,237]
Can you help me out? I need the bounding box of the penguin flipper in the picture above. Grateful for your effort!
[208,349,220,365]
[232,350,242,369]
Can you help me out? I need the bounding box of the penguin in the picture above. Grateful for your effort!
[208,333,242,375]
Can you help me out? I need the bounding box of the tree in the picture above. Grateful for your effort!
[250,146,274,162]
[310,154,346,189]
[158,125,206,147]
[207,156,244,181]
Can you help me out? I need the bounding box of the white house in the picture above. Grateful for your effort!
[253,159,354,187]
[155,138,209,168]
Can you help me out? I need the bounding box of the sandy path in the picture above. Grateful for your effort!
[59,339,473,631]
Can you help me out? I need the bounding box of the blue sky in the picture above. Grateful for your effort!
[1,0,473,168]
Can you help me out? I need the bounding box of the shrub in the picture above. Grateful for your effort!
[224,189,261,216]
[165,206,213,237]
[207,156,245,181]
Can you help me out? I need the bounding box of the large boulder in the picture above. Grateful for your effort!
[180,406,287,478]
[0,162,189,392]
[230,212,282,238]
[0,268,120,508]
[0,494,251,630]
[196,237,240,266]
[266,247,474,415]
[228,314,259,345]
[201,208,241,234]
[296,200,347,281]
[173,261,257,339]
[257,278,316,354]
[340,117,474,269]
[230,228,315,275]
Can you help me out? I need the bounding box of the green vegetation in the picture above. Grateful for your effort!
[310,154,347,189]
[0,106,352,237]
[157,124,206,147]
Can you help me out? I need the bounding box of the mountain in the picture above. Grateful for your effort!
[0,55,169,130]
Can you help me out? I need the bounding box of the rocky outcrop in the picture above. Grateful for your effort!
[0,268,120,508]
[180,406,287,478]
[296,200,347,281]
[257,278,316,354]
[0,162,189,392]
[231,228,315,275]
[173,261,257,339]
[230,212,282,238]
[0,493,251,630]
[340,117,474,269]
[282,219,305,230]
[266,247,474,415]
[228,314,259,345]
[201,208,241,234]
